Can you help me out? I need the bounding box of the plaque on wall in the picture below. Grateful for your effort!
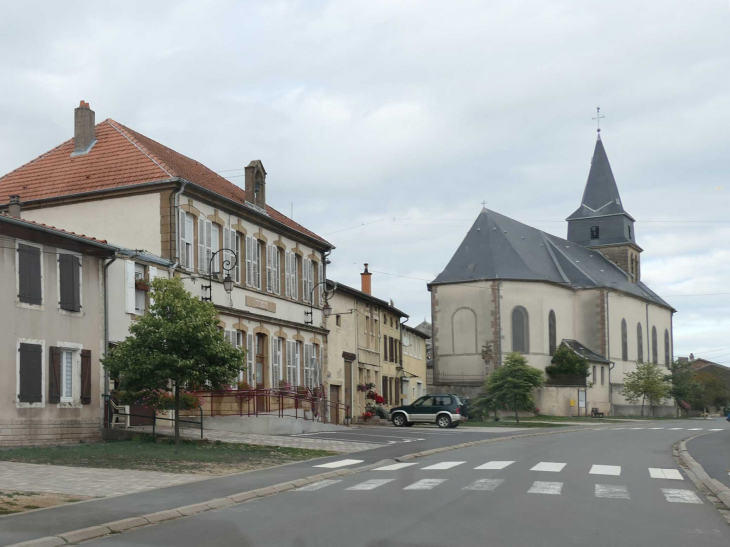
[245,296,276,313]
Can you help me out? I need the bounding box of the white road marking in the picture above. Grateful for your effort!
[296,480,342,491]
[590,465,621,476]
[373,463,418,471]
[346,479,394,491]
[528,481,563,495]
[530,462,567,472]
[709,429,724,431]
[463,479,504,491]
[687,428,704,431]
[313,459,364,469]
[648,427,664,430]
[421,461,465,470]
[595,484,630,499]
[667,428,684,430]
[474,461,515,470]
[649,468,683,480]
[404,479,447,490]
[662,488,703,504]
[629,427,645,430]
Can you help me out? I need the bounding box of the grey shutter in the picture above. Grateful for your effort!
[80,350,91,404]
[18,244,42,305]
[59,255,81,311]
[49,346,62,403]
[18,343,42,403]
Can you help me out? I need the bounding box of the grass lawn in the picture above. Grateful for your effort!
[0,491,89,516]
[461,421,565,428]
[0,438,337,475]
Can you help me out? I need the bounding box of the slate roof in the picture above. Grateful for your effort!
[430,208,672,309]
[0,118,330,247]
[561,339,610,364]
[567,136,634,221]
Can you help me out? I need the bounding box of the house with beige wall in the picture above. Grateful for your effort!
[401,325,429,405]
[0,102,333,415]
[0,210,116,445]
[429,135,675,416]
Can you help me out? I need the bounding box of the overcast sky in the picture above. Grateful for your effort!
[1,1,728,363]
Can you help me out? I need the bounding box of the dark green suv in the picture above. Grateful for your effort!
[390,394,466,428]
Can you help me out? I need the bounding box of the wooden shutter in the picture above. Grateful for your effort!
[274,249,281,294]
[80,349,91,404]
[254,241,261,289]
[302,259,309,303]
[384,335,388,361]
[246,333,254,385]
[266,244,273,293]
[18,343,42,403]
[304,343,311,388]
[198,217,205,273]
[18,244,42,305]
[291,254,298,300]
[223,227,231,279]
[179,209,187,268]
[245,236,253,286]
[205,221,213,275]
[124,260,136,314]
[48,346,62,403]
[59,254,75,311]
[284,251,291,297]
[318,262,323,305]
[234,232,241,283]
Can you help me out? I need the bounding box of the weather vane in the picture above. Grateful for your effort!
[592,107,605,133]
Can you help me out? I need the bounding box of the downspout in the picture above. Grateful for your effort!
[170,180,188,276]
[605,289,614,413]
[645,303,650,363]
[496,281,503,367]
[102,254,118,424]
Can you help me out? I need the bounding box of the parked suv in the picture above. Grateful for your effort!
[390,394,466,428]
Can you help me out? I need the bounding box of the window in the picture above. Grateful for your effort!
[548,310,556,355]
[58,253,81,312]
[511,306,529,353]
[179,211,194,269]
[302,258,313,303]
[601,366,605,385]
[272,337,283,387]
[286,340,300,385]
[651,326,658,364]
[304,343,314,389]
[134,264,146,314]
[197,219,218,275]
[335,314,341,327]
[223,227,240,283]
[664,329,671,366]
[628,225,632,239]
[18,342,42,403]
[246,333,254,385]
[266,245,281,294]
[383,335,388,361]
[590,226,600,240]
[245,236,261,289]
[285,251,298,299]
[592,365,597,384]
[317,262,324,305]
[60,349,74,402]
[621,319,628,361]
[636,323,644,362]
[18,242,42,306]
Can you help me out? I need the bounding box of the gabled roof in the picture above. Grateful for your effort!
[328,279,408,318]
[430,208,672,309]
[567,136,633,221]
[561,339,610,364]
[0,119,330,246]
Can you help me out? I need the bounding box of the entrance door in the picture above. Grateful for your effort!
[255,335,267,412]
[330,385,341,424]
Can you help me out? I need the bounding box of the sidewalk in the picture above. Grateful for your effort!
[685,419,730,489]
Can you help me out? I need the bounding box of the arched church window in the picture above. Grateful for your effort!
[664,329,671,366]
[636,323,644,362]
[652,326,658,364]
[621,319,628,361]
[511,306,529,354]
[548,310,556,356]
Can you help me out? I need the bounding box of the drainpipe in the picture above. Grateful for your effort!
[645,303,650,363]
[605,290,611,413]
[170,180,188,276]
[496,281,503,367]
[102,254,117,424]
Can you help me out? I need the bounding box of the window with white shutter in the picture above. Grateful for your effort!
[309,260,315,303]
[266,244,273,293]
[233,231,241,283]
[197,219,205,273]
[253,241,261,289]
[284,251,291,297]
[245,236,253,287]
[178,210,188,268]
[124,260,136,314]
[318,262,323,305]
[223,226,231,279]
[246,333,254,385]
[303,343,312,389]
[291,253,298,300]
[302,258,310,303]
[272,337,283,388]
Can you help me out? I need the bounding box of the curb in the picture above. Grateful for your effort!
[674,433,730,524]
[5,425,596,546]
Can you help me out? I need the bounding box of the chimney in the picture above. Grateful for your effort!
[361,263,372,295]
[244,160,267,210]
[8,195,21,218]
[73,100,96,155]
[689,353,695,361]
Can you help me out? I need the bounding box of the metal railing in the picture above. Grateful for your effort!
[104,395,204,439]
[428,371,488,386]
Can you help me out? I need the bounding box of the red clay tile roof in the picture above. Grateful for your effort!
[0,213,113,246]
[0,119,330,246]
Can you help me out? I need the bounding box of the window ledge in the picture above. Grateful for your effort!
[57,402,83,409]
[16,302,45,311]
[16,402,45,409]
[59,308,84,318]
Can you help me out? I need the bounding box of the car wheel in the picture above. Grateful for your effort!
[392,413,406,427]
[405,421,414,427]
[437,415,452,428]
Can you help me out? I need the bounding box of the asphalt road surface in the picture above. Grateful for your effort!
[80,420,730,547]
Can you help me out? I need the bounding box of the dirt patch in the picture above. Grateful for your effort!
[0,490,92,516]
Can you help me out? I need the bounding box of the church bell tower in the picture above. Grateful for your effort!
[567,132,643,282]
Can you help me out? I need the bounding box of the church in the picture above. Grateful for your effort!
[428,133,675,416]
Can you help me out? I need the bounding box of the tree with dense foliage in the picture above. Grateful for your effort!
[688,371,730,415]
[667,360,694,417]
[104,278,245,448]
[620,362,670,416]
[545,345,590,379]
[485,352,544,423]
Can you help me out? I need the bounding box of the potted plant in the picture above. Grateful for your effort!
[361,411,373,422]
[134,278,151,292]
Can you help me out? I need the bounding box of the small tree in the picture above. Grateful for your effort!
[620,361,670,417]
[104,278,245,449]
[486,352,544,423]
[690,371,730,415]
[667,360,694,417]
[545,346,590,378]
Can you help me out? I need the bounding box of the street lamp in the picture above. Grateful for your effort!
[201,249,238,302]
[304,280,337,325]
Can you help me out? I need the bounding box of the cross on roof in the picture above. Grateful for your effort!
[592,107,605,133]
[481,200,487,208]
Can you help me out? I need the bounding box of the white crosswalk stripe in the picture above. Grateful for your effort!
[667,428,683,430]
[346,479,394,491]
[530,462,566,472]
[422,461,465,470]
[687,428,703,431]
[709,429,724,431]
[661,488,702,504]
[296,479,342,491]
[528,481,563,495]
[590,465,621,476]
[629,427,645,430]
[474,461,515,470]
[595,484,630,499]
[373,463,417,471]
[404,479,447,490]
[313,459,364,469]
[649,468,683,480]
[648,427,664,430]
[463,479,504,491]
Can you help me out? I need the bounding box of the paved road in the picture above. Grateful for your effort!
[686,418,730,489]
[76,421,730,547]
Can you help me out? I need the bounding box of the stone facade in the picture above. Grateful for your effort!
[0,418,100,447]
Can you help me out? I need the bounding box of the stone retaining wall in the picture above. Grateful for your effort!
[0,418,100,446]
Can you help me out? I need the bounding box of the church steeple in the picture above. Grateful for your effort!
[567,134,643,282]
